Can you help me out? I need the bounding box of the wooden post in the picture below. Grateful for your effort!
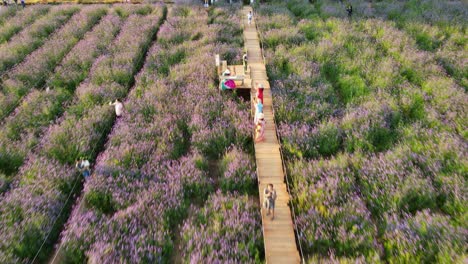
[215,54,220,75]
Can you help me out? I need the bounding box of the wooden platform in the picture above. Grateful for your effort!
[243,6,301,264]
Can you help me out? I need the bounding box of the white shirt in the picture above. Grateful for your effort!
[82,160,90,168]
[115,102,123,116]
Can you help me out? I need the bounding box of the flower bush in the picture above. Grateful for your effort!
[291,159,380,260]
[383,210,466,263]
[180,191,263,263]
[219,146,257,194]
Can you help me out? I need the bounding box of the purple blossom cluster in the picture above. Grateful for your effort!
[0,6,49,43]
[0,5,78,75]
[0,7,164,263]
[219,146,257,193]
[0,5,107,121]
[180,191,263,263]
[383,210,466,263]
[290,159,379,260]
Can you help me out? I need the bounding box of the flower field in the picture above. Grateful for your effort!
[0,3,263,263]
[256,0,466,262]
[0,0,465,263]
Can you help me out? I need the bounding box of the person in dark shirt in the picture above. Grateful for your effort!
[346,4,353,18]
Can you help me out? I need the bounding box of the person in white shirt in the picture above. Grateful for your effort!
[247,11,253,26]
[109,99,123,117]
[76,158,91,179]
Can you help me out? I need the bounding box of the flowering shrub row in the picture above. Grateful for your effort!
[181,191,263,263]
[0,5,107,121]
[0,7,163,263]
[0,12,122,183]
[0,6,49,44]
[0,6,18,25]
[0,5,78,75]
[257,1,466,262]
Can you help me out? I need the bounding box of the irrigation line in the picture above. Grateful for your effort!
[252,7,306,263]
[30,172,81,264]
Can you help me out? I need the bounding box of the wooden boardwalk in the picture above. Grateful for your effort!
[243,6,301,264]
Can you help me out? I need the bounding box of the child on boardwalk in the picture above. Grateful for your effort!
[255,113,265,142]
[247,11,253,26]
[264,184,277,220]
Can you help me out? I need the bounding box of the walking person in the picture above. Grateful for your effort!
[255,113,265,142]
[247,11,253,26]
[242,53,248,72]
[109,99,123,117]
[256,82,264,104]
[346,4,353,19]
[254,97,263,124]
[20,0,24,8]
[264,184,277,220]
[76,158,91,180]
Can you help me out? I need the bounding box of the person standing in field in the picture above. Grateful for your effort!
[346,4,353,19]
[247,11,253,26]
[264,184,277,220]
[109,99,123,117]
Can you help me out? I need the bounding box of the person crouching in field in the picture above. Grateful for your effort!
[264,184,277,220]
[76,158,91,180]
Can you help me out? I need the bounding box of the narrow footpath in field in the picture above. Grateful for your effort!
[243,6,300,264]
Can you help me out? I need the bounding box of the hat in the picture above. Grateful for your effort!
[258,83,264,88]
[257,113,264,119]
[224,69,230,74]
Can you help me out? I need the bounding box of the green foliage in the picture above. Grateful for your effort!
[84,189,115,215]
[337,74,368,104]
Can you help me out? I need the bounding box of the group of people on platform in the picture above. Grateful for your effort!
[2,0,25,8]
